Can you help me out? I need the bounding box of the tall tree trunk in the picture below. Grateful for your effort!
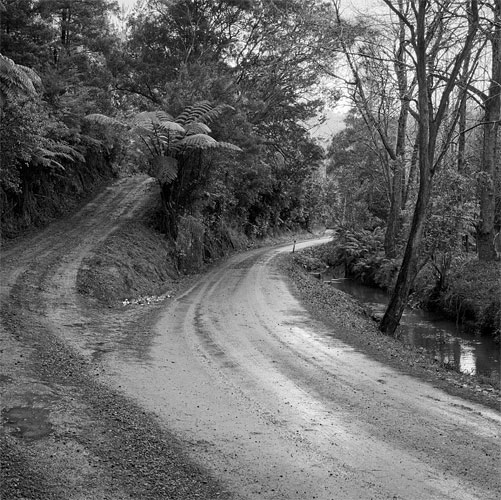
[384,158,403,258]
[403,135,419,209]
[477,0,500,261]
[380,169,432,335]
[384,2,409,258]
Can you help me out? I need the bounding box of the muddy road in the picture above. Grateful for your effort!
[1,176,500,499]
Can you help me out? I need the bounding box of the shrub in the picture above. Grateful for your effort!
[317,227,398,286]
[440,259,501,336]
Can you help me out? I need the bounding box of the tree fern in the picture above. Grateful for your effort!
[0,53,41,106]
[151,156,178,184]
[175,100,234,126]
[32,141,86,170]
[185,122,212,135]
[132,110,175,125]
[175,133,218,150]
[85,101,241,186]
[84,113,126,128]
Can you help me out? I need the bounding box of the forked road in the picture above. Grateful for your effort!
[1,176,500,499]
[108,242,500,499]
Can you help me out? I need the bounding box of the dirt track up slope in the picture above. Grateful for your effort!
[0,176,231,500]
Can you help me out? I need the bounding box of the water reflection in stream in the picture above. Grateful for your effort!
[325,277,500,378]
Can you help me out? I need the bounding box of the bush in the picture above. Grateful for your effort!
[317,227,399,287]
[440,259,501,336]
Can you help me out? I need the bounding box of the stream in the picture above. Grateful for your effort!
[324,275,500,378]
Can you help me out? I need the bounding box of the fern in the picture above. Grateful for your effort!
[175,133,218,150]
[85,102,241,187]
[31,141,85,170]
[185,122,212,135]
[0,53,41,104]
[84,113,126,128]
[175,101,234,126]
[150,156,178,184]
[132,110,175,124]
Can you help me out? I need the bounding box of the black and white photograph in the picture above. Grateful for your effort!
[1,0,500,498]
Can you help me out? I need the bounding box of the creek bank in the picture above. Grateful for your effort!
[437,260,500,338]
[299,237,500,339]
[278,250,501,410]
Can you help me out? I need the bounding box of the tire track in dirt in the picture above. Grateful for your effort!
[104,241,501,500]
[0,176,232,500]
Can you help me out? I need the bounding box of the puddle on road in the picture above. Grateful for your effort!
[2,406,52,440]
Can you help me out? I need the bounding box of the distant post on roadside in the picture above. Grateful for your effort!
[292,240,296,253]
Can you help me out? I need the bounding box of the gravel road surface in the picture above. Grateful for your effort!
[1,175,500,499]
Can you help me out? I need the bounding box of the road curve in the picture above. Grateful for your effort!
[106,241,501,500]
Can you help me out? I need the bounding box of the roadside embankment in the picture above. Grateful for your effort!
[277,249,501,411]
[76,190,318,308]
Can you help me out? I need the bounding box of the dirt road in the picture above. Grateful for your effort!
[107,242,501,499]
[1,176,500,499]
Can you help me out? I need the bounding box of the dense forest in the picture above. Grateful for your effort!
[1,0,499,337]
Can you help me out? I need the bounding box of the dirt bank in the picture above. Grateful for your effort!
[0,176,232,499]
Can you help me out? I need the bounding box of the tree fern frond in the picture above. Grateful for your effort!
[174,134,242,153]
[176,101,217,125]
[201,104,235,124]
[133,115,185,139]
[34,149,70,165]
[17,64,42,90]
[216,141,243,152]
[84,113,126,128]
[50,143,86,163]
[132,123,156,137]
[0,53,39,100]
[132,110,175,125]
[80,135,104,148]
[175,133,218,150]
[185,122,212,135]
[156,121,185,134]
[151,156,178,184]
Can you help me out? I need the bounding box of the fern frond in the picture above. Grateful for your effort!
[202,104,235,124]
[17,64,42,90]
[84,113,126,128]
[175,133,218,150]
[133,111,185,139]
[0,53,39,100]
[150,156,178,184]
[174,134,242,154]
[216,141,242,152]
[185,122,212,135]
[175,101,211,125]
[51,143,86,163]
[36,148,74,162]
[156,121,185,134]
[132,110,175,125]
[176,101,234,126]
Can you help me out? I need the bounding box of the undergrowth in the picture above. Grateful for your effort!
[310,228,500,338]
